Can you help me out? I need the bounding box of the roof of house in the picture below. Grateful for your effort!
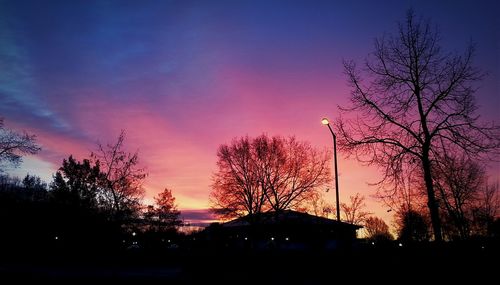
[221,210,362,229]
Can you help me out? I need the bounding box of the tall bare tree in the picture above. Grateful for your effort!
[210,134,331,219]
[210,136,266,219]
[0,118,40,170]
[340,193,372,224]
[337,10,500,241]
[92,130,146,223]
[255,135,331,211]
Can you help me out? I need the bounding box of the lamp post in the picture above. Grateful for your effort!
[321,117,340,222]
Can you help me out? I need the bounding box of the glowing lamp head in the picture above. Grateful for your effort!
[321,118,330,125]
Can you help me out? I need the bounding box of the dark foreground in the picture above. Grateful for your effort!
[0,241,497,284]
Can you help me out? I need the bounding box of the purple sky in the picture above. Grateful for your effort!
[1,0,498,225]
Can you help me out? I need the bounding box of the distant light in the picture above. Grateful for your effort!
[371,242,375,245]
[168,239,171,243]
[481,246,485,250]
[122,240,125,243]
[132,232,136,236]
[285,237,289,241]
[321,118,330,125]
[54,236,58,240]
[398,243,403,247]
[271,237,274,241]
[244,237,248,241]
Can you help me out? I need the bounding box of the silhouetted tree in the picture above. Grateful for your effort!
[0,118,40,170]
[305,192,335,219]
[147,188,182,232]
[397,210,430,242]
[0,174,22,190]
[92,130,146,224]
[22,174,47,191]
[364,216,393,241]
[22,174,48,202]
[337,10,500,241]
[471,182,499,237]
[378,169,429,227]
[258,136,331,212]
[50,156,103,208]
[210,134,331,219]
[433,155,484,239]
[210,136,264,219]
[1,174,47,200]
[49,155,129,250]
[0,174,55,251]
[340,193,372,224]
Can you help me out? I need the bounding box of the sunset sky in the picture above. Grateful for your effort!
[1,0,498,226]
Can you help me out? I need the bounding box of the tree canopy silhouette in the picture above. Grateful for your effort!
[364,216,393,241]
[51,155,103,209]
[336,10,500,242]
[210,134,331,219]
[397,210,430,242]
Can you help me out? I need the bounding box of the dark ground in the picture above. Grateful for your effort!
[0,241,497,284]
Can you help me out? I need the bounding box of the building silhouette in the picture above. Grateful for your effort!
[200,210,362,251]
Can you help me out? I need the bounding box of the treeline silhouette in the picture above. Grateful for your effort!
[0,174,119,255]
[0,131,183,262]
[0,172,183,259]
[1,7,500,283]
[0,111,498,284]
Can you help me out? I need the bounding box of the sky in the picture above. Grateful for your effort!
[1,0,499,227]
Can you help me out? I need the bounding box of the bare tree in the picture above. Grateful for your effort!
[471,181,500,236]
[0,118,40,170]
[477,182,500,220]
[210,134,331,219]
[210,136,267,219]
[255,135,331,211]
[377,163,428,215]
[433,154,485,239]
[337,10,500,241]
[303,192,335,219]
[340,193,372,224]
[92,130,146,223]
[364,216,393,241]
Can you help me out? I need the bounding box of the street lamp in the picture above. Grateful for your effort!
[321,117,341,222]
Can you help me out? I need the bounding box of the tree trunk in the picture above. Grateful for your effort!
[422,149,443,242]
